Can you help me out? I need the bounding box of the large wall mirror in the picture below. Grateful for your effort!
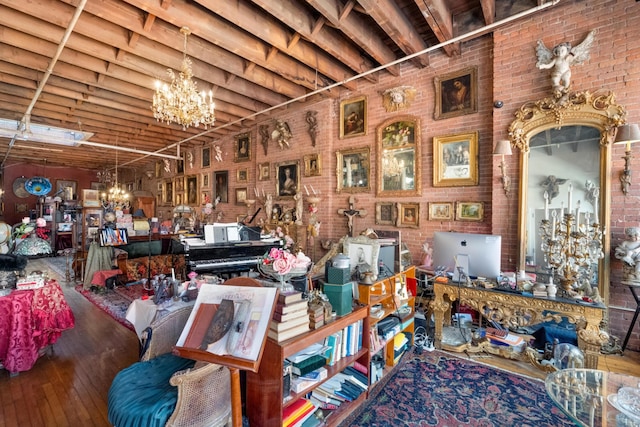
[508,90,626,302]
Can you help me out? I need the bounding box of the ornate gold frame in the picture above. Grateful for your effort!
[376,115,421,197]
[508,90,626,303]
[336,147,370,193]
[432,131,478,187]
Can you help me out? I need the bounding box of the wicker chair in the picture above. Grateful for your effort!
[108,306,232,427]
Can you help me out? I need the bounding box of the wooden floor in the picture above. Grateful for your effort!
[1,256,639,426]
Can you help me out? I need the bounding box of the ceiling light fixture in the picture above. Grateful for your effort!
[152,27,215,130]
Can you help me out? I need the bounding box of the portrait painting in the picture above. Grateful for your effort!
[276,161,300,198]
[202,146,211,168]
[339,96,367,139]
[304,153,321,177]
[201,172,210,188]
[428,202,454,221]
[214,171,229,203]
[234,132,251,162]
[258,162,270,181]
[186,175,198,205]
[456,201,484,221]
[433,131,479,187]
[375,202,397,226]
[237,168,248,183]
[164,180,173,205]
[434,66,478,120]
[343,235,381,277]
[398,203,420,228]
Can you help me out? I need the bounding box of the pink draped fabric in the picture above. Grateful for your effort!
[0,280,75,373]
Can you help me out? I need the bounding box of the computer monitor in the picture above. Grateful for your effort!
[432,231,502,281]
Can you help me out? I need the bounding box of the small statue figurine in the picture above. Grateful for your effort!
[615,227,640,284]
[536,30,596,99]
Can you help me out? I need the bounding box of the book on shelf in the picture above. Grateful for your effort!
[282,398,315,427]
[291,354,326,376]
[309,318,324,330]
[270,313,310,332]
[287,342,327,364]
[309,395,340,410]
[273,306,310,323]
[278,290,304,305]
[176,284,278,362]
[268,322,310,343]
[275,299,309,315]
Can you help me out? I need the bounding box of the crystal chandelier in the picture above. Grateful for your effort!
[100,142,130,212]
[152,27,215,130]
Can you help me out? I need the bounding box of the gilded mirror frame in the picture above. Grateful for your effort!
[508,90,626,303]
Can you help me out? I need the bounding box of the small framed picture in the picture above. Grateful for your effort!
[398,202,420,228]
[186,175,198,205]
[375,202,397,226]
[433,131,479,187]
[428,202,454,221]
[234,132,251,162]
[434,66,478,120]
[214,171,228,203]
[91,181,106,191]
[236,187,248,205]
[82,189,100,207]
[304,153,321,177]
[201,172,210,188]
[99,228,128,247]
[455,201,484,221]
[15,203,28,214]
[237,168,248,183]
[157,182,163,192]
[258,162,270,181]
[202,146,211,168]
[339,96,367,139]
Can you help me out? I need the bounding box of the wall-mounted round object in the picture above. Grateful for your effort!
[25,177,52,196]
[0,222,11,245]
[12,177,29,198]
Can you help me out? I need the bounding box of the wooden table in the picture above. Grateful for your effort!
[431,281,608,369]
[0,280,75,373]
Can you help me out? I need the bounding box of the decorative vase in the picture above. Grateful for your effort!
[257,263,308,292]
[546,282,558,298]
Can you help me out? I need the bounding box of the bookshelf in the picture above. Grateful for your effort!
[245,304,370,427]
[357,266,416,383]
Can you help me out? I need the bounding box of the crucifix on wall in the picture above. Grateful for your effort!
[337,195,367,237]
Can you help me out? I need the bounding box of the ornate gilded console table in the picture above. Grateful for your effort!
[431,281,609,369]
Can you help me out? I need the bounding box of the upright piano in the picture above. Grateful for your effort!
[183,238,280,276]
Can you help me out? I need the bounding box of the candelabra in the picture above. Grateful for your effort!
[539,211,604,294]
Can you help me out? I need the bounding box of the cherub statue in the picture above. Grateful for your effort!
[305,110,318,147]
[615,227,640,284]
[540,175,568,202]
[382,85,417,112]
[186,151,194,169]
[536,30,596,98]
[271,119,292,149]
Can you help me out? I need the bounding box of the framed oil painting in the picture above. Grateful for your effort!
[164,180,173,205]
[304,153,321,177]
[186,175,198,205]
[398,202,419,228]
[214,171,228,203]
[339,96,367,139]
[336,147,370,193]
[82,189,100,207]
[455,201,484,221]
[433,131,479,187]
[202,146,211,168]
[234,132,251,162]
[375,202,397,226]
[258,162,270,181]
[343,235,381,277]
[177,154,185,175]
[174,176,185,192]
[276,161,300,198]
[428,202,454,221]
[91,181,106,191]
[201,172,210,188]
[235,187,248,205]
[237,168,248,183]
[377,116,421,197]
[434,66,478,120]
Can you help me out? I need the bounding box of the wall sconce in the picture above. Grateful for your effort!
[145,170,154,179]
[614,124,640,196]
[493,140,513,195]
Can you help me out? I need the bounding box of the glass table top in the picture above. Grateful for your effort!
[545,369,640,427]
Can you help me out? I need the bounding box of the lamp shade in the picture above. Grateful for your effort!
[614,124,640,145]
[493,139,512,156]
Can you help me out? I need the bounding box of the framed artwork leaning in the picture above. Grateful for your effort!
[343,235,381,277]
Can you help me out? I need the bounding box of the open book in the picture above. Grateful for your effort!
[176,283,278,362]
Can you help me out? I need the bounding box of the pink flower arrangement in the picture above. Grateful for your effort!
[262,247,310,275]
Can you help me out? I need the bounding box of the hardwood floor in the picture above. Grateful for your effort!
[1,256,639,426]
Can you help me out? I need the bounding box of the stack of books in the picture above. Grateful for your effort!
[269,290,310,342]
[282,398,317,427]
[308,303,324,330]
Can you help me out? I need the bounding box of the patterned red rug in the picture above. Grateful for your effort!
[338,349,574,427]
[74,284,145,332]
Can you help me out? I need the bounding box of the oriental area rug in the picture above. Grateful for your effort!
[74,283,144,332]
[339,349,574,427]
